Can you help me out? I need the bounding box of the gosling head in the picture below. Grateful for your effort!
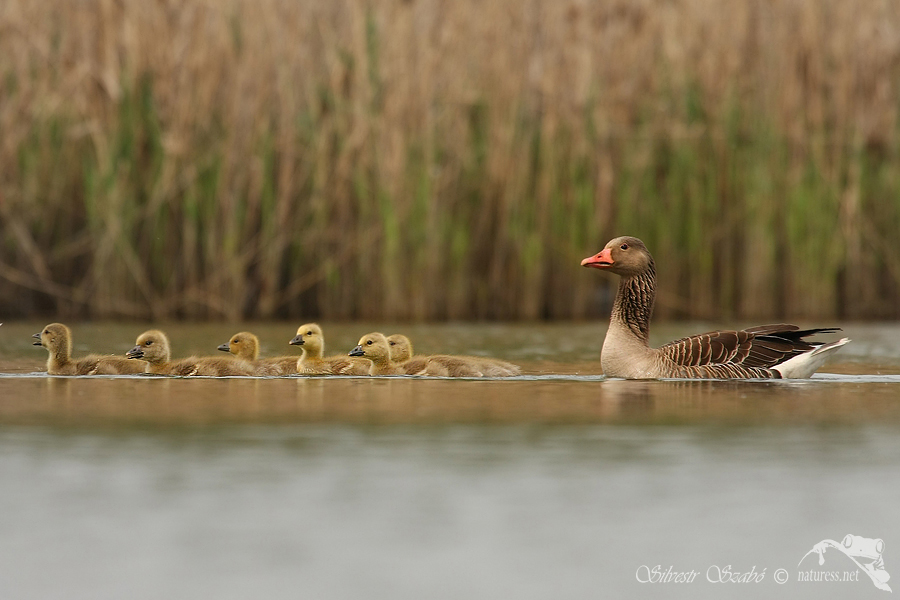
[127,330,171,364]
[33,323,72,357]
[218,332,260,361]
[349,332,391,365]
[289,323,325,358]
[386,334,413,363]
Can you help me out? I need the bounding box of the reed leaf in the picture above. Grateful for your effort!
[1,0,899,321]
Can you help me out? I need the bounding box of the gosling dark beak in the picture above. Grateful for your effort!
[32,332,42,346]
[348,345,365,357]
[289,335,304,346]
[125,346,144,360]
[217,343,231,353]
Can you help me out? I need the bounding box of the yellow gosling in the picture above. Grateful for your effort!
[386,333,521,377]
[348,332,404,375]
[33,323,147,375]
[217,331,298,376]
[385,334,429,375]
[127,330,254,376]
[289,323,371,375]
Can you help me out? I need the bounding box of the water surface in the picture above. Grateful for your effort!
[1,321,898,600]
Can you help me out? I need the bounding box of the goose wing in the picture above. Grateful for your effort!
[658,324,841,369]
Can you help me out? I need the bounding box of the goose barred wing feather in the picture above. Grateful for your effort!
[659,330,753,367]
[659,324,842,370]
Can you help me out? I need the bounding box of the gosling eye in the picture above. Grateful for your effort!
[366,340,373,346]
[389,341,396,346]
[620,243,629,250]
[43,330,49,335]
[307,331,313,336]
[144,340,153,346]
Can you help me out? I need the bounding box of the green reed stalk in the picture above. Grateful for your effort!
[2,0,900,321]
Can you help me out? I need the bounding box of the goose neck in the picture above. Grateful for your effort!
[610,264,656,343]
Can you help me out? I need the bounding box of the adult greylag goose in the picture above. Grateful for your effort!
[33,323,147,375]
[217,331,298,376]
[289,323,371,375]
[127,330,254,376]
[348,332,405,375]
[386,334,521,377]
[581,236,849,379]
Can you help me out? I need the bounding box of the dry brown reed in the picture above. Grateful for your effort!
[1,0,900,321]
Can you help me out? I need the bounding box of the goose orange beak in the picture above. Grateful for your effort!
[581,248,614,269]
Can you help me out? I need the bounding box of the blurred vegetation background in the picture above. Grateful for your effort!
[1,0,899,322]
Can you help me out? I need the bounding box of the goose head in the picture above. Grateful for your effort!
[127,330,171,364]
[581,236,653,277]
[289,323,325,358]
[349,332,391,364]
[386,334,413,363]
[33,323,72,357]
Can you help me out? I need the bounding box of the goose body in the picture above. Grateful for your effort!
[582,236,849,379]
[33,323,147,375]
[289,323,372,375]
[386,334,521,377]
[422,355,486,378]
[385,335,429,375]
[127,330,254,376]
[462,356,521,377]
[217,331,297,376]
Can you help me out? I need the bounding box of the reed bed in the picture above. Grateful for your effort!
[1,0,899,321]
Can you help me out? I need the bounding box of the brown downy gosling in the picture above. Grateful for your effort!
[217,331,298,376]
[127,330,254,376]
[348,332,405,375]
[383,333,479,376]
[289,323,371,375]
[387,333,521,377]
[385,334,430,375]
[33,323,147,375]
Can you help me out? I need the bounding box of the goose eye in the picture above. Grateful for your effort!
[307,331,313,336]
[43,330,49,335]
[620,243,629,250]
[389,341,396,346]
[366,340,373,346]
[145,340,153,346]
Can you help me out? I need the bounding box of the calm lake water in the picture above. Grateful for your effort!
[1,321,898,600]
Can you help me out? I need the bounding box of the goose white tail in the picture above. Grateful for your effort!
[773,338,850,379]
